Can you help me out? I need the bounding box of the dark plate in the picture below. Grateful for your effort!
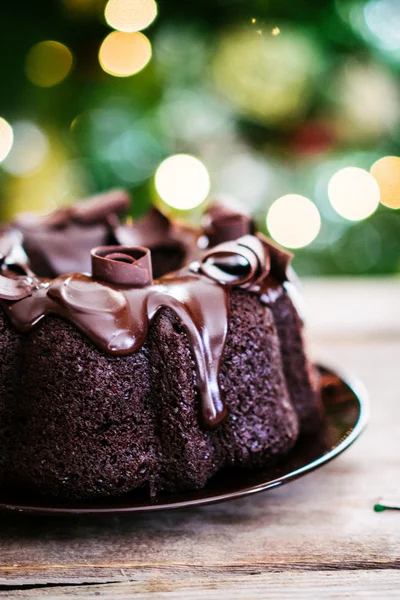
[0,365,368,516]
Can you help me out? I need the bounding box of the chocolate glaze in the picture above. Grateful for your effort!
[0,268,229,428]
[0,187,295,431]
[0,234,289,430]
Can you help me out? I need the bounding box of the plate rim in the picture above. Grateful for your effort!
[0,363,369,516]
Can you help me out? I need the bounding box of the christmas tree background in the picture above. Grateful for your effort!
[1,0,400,275]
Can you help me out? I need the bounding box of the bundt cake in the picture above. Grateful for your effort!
[0,191,321,500]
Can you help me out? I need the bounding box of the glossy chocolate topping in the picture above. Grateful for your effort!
[13,190,131,278]
[114,208,170,248]
[114,208,200,273]
[0,193,294,431]
[205,213,252,246]
[91,246,153,287]
[0,233,290,429]
[203,204,292,281]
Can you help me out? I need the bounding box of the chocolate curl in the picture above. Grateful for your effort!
[0,275,35,301]
[91,246,153,287]
[256,232,293,281]
[16,189,131,230]
[114,208,170,248]
[205,213,252,247]
[73,189,130,224]
[199,234,273,288]
[200,236,260,286]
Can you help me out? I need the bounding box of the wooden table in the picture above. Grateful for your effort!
[0,279,399,598]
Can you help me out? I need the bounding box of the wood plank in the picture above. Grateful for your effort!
[1,570,400,599]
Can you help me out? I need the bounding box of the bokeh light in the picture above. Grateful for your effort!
[267,194,321,249]
[99,31,152,77]
[333,59,400,142]
[328,167,380,221]
[155,154,211,210]
[371,156,400,209]
[0,117,14,163]
[25,41,73,87]
[105,0,157,32]
[1,121,49,177]
[364,0,400,52]
[213,26,323,125]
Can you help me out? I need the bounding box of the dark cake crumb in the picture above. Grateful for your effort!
[1,286,303,500]
[267,291,322,433]
[9,317,158,499]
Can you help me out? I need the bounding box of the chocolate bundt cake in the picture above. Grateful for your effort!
[0,192,321,500]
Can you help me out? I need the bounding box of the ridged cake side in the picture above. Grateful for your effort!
[266,291,322,433]
[0,288,300,500]
[0,310,22,486]
[8,317,158,499]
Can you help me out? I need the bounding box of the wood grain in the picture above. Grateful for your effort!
[1,571,400,599]
[0,279,399,597]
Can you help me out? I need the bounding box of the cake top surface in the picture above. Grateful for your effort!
[0,191,293,428]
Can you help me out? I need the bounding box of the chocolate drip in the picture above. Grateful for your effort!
[2,269,229,428]
[0,235,291,430]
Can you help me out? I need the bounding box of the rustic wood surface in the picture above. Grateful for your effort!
[0,278,399,598]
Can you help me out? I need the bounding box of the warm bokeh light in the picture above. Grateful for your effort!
[213,27,322,125]
[370,156,400,209]
[25,41,73,87]
[1,121,49,177]
[105,0,157,32]
[0,117,14,163]
[99,31,152,77]
[155,154,211,210]
[266,194,321,249]
[328,167,380,221]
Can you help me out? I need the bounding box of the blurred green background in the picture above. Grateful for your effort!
[1,0,400,275]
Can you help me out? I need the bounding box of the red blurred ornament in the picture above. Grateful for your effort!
[291,121,335,156]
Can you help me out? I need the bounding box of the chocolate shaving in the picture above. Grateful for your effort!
[73,189,130,224]
[15,189,130,230]
[199,235,270,287]
[256,233,293,281]
[205,213,252,247]
[91,246,153,287]
[0,274,35,301]
[114,208,170,248]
